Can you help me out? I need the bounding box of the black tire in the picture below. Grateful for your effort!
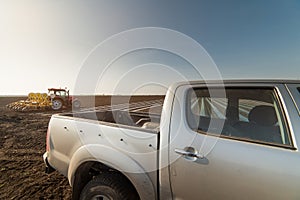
[79,173,139,200]
[51,98,63,110]
[72,100,81,109]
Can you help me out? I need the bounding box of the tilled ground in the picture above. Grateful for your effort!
[0,108,72,199]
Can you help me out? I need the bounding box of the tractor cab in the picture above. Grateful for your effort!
[48,88,69,99]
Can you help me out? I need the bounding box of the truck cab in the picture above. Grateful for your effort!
[163,80,300,199]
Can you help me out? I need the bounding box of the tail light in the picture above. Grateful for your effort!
[46,127,50,152]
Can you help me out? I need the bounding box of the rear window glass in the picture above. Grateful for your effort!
[190,96,228,120]
[187,87,292,147]
[238,99,273,122]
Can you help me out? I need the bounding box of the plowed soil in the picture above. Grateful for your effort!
[0,107,72,199]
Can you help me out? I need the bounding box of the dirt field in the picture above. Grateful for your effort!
[0,95,164,199]
[0,107,72,199]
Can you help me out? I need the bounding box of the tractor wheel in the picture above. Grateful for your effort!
[52,99,63,110]
[72,100,81,110]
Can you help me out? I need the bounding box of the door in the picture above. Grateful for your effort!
[169,84,300,199]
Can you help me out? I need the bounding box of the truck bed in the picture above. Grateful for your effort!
[59,99,163,131]
[45,100,163,197]
[62,110,160,130]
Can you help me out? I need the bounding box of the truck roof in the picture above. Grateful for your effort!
[180,79,300,85]
[167,79,300,92]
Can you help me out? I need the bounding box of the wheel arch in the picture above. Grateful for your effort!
[68,145,156,200]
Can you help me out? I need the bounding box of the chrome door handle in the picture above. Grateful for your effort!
[175,148,204,159]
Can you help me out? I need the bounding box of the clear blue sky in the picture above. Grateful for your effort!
[0,0,299,95]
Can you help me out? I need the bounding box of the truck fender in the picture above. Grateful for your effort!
[67,144,155,200]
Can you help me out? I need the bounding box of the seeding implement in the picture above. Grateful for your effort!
[6,88,81,111]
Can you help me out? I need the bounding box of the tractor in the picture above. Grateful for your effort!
[6,88,81,111]
[48,88,81,110]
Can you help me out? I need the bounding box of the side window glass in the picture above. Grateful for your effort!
[190,96,228,119]
[187,87,292,147]
[238,99,273,122]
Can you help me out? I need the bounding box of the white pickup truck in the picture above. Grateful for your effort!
[44,80,300,200]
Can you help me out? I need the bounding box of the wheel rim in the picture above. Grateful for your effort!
[73,101,80,108]
[52,99,62,110]
[91,194,112,200]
